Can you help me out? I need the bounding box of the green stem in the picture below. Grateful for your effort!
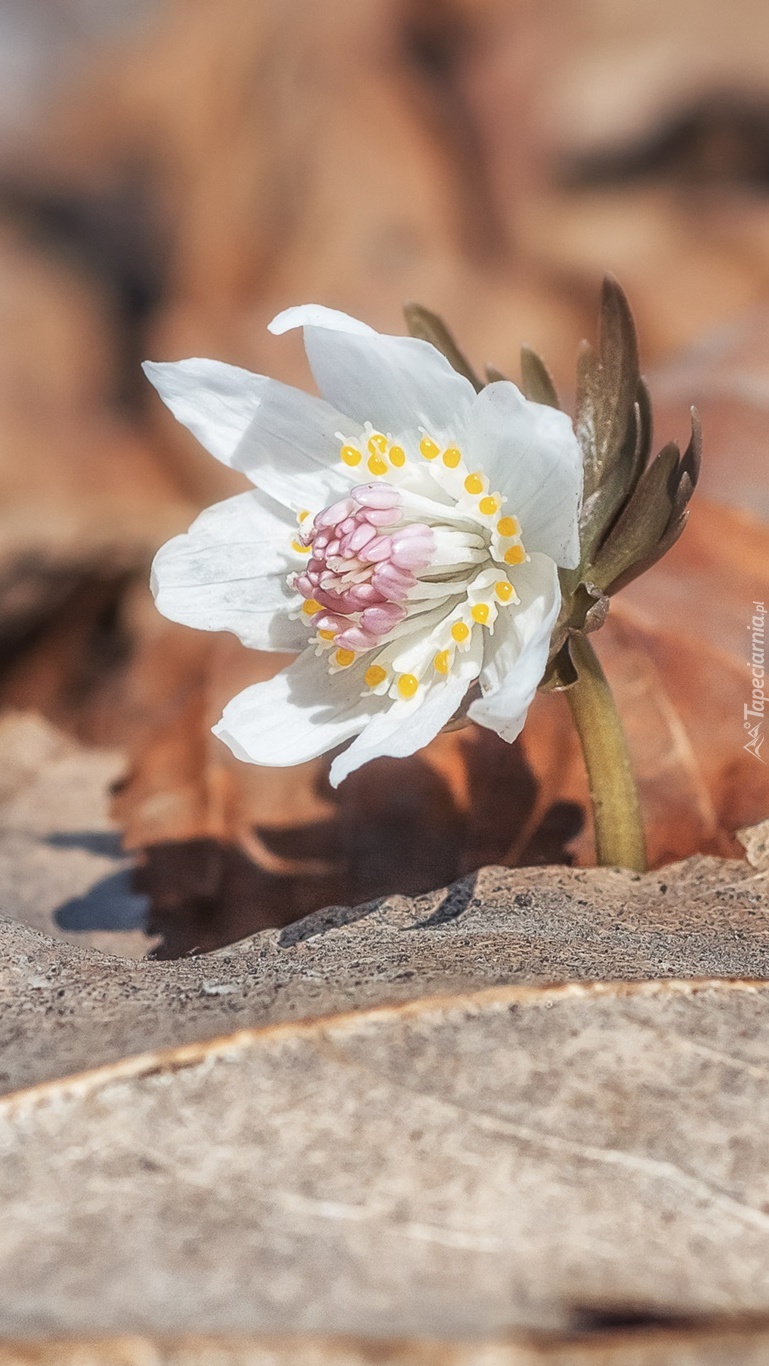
[566,632,647,872]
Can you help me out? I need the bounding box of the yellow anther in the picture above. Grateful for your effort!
[419,435,440,460]
[471,603,490,625]
[433,650,450,675]
[479,495,500,516]
[442,447,461,469]
[451,621,470,644]
[291,539,311,554]
[341,444,362,467]
[495,580,514,603]
[397,673,419,699]
[464,473,484,495]
[319,629,337,641]
[335,648,356,667]
[368,455,388,476]
[302,598,323,616]
[389,445,406,467]
[365,664,387,688]
[367,432,388,455]
[297,508,311,522]
[497,515,519,537]
[504,545,526,566]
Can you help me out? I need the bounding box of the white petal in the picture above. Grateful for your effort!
[213,650,382,767]
[151,490,306,652]
[468,553,560,743]
[270,305,476,441]
[144,359,354,513]
[142,359,264,466]
[329,640,483,787]
[467,382,582,569]
[269,304,375,338]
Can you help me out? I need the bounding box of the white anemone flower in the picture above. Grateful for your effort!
[146,306,582,787]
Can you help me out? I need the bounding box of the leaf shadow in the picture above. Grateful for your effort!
[134,733,584,959]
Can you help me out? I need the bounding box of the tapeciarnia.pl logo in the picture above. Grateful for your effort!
[745,601,766,763]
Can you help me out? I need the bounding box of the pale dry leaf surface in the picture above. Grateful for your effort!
[0,712,151,958]
[4,981,769,1340]
[2,828,769,1095]
[739,818,769,873]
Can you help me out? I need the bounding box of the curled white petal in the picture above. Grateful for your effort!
[468,553,561,743]
[329,639,483,788]
[213,651,382,767]
[270,304,476,441]
[466,382,582,569]
[151,490,305,652]
[144,358,355,512]
[229,378,356,511]
[143,358,264,466]
[269,304,374,337]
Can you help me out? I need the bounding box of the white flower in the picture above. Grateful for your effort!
[145,305,582,787]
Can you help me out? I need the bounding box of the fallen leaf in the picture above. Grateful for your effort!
[3,1322,769,1365]
[3,827,769,1095]
[4,978,769,1342]
[0,712,151,959]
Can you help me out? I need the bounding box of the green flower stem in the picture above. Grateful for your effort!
[566,632,647,872]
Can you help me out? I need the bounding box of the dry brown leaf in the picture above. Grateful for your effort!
[650,304,769,523]
[539,0,769,159]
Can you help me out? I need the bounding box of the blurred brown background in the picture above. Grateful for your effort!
[1,0,768,956]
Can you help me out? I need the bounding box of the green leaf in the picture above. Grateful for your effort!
[520,346,560,408]
[606,512,689,596]
[484,364,508,384]
[575,277,640,502]
[577,384,648,571]
[590,442,681,593]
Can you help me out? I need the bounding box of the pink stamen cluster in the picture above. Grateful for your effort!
[294,483,434,652]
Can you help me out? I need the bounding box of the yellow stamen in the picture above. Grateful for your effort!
[368,455,388,476]
[504,545,526,566]
[319,629,337,641]
[479,495,500,516]
[365,664,387,688]
[464,472,484,495]
[451,621,470,644]
[419,435,439,460]
[471,603,490,625]
[443,447,461,469]
[341,444,362,467]
[495,580,514,603]
[297,509,311,522]
[433,650,450,674]
[335,648,356,667]
[291,540,311,554]
[367,432,388,456]
[497,515,519,537]
[389,445,406,467]
[302,598,322,616]
[397,673,419,699]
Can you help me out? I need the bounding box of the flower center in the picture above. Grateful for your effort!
[290,425,528,701]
